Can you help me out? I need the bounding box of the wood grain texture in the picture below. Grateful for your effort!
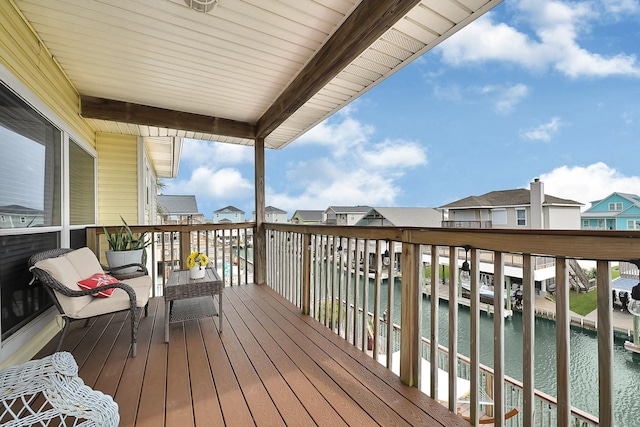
[34,284,468,426]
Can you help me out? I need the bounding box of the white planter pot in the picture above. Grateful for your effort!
[105,249,143,275]
[190,266,206,280]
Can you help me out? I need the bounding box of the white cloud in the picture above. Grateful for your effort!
[439,0,640,78]
[538,162,640,207]
[360,140,427,170]
[433,84,463,102]
[520,117,562,142]
[295,116,373,157]
[165,166,253,200]
[603,0,640,15]
[477,83,530,113]
[267,113,428,212]
[268,169,398,211]
[180,139,253,167]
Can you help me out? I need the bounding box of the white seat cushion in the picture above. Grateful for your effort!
[34,256,92,317]
[120,275,152,308]
[74,276,151,318]
[63,247,104,278]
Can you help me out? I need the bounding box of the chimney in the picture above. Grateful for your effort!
[530,178,544,229]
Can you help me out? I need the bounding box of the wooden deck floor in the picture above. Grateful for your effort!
[35,284,469,426]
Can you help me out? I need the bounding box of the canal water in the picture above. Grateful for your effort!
[377,279,640,426]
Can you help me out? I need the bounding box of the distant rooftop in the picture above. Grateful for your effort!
[157,195,198,215]
[357,207,442,227]
[440,189,582,209]
[326,205,372,214]
[266,206,287,214]
[215,205,244,214]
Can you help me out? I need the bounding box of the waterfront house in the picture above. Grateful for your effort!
[0,1,626,425]
[440,179,583,229]
[157,195,202,225]
[265,206,288,223]
[290,209,324,225]
[0,205,45,229]
[581,192,640,230]
[324,205,372,225]
[355,207,443,227]
[440,180,588,294]
[213,205,246,224]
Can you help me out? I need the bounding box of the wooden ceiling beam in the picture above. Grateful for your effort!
[80,96,256,140]
[256,0,422,140]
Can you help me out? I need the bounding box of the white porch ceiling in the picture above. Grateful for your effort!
[13,0,502,175]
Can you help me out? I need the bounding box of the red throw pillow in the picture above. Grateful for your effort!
[77,273,119,298]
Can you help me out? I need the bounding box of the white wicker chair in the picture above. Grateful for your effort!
[0,351,119,426]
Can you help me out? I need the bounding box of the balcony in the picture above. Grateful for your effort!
[77,223,640,425]
[442,221,493,228]
[32,281,462,426]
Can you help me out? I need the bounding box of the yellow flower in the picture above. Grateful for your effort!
[186,251,209,269]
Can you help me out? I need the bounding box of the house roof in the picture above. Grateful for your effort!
[440,189,582,209]
[215,205,244,214]
[13,0,502,166]
[356,207,442,227]
[265,206,287,214]
[587,192,640,211]
[0,205,44,215]
[292,210,324,222]
[157,195,199,215]
[326,205,372,214]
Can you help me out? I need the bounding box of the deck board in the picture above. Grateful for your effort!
[34,284,469,426]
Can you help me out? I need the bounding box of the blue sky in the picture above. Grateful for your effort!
[165,0,640,219]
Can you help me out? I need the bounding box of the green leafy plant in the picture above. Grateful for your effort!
[103,216,150,251]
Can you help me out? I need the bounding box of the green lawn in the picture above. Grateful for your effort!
[569,289,598,316]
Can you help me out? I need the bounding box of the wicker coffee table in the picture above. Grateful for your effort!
[165,267,223,343]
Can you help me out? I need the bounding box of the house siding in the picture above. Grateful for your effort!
[545,206,580,229]
[97,133,139,224]
[0,2,94,146]
[581,193,640,230]
[589,194,628,212]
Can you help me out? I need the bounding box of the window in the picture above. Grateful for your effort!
[609,202,623,211]
[628,220,640,230]
[69,140,95,225]
[0,86,61,229]
[516,209,526,226]
[582,220,589,228]
[491,209,507,225]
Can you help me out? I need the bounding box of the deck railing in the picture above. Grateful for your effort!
[87,223,255,296]
[87,222,637,426]
[263,224,640,426]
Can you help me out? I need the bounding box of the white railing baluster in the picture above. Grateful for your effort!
[494,251,505,426]
[430,245,439,402]
[345,237,353,343]
[373,240,382,356]
[523,254,535,427]
[361,239,370,352]
[470,247,480,425]
[448,246,459,413]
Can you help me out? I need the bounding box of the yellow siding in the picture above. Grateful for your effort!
[0,2,95,146]
[97,133,139,225]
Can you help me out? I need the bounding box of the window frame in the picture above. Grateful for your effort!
[0,69,97,349]
[516,208,527,226]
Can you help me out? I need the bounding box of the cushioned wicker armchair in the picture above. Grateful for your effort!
[28,247,152,357]
[0,351,119,426]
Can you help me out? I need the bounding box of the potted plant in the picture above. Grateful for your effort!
[186,251,209,279]
[103,216,150,274]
